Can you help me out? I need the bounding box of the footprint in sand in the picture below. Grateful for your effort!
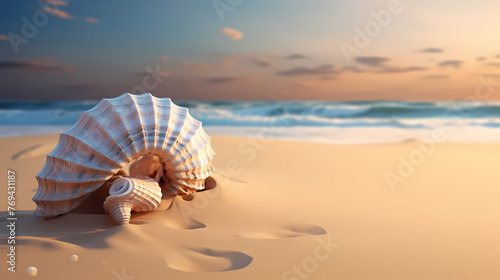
[166,248,252,272]
[236,224,326,239]
[12,143,56,160]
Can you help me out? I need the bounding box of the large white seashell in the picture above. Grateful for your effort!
[33,93,215,217]
[103,176,162,225]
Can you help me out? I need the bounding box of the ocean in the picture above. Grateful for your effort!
[1,100,500,143]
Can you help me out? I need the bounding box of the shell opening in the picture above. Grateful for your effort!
[108,178,133,197]
[120,154,163,181]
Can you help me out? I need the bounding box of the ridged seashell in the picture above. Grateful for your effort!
[103,176,162,225]
[33,93,215,217]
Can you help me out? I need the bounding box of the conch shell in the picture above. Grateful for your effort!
[33,93,215,217]
[103,176,162,225]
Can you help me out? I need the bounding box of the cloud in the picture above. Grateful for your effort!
[0,35,7,41]
[437,60,462,69]
[202,52,281,68]
[292,82,319,90]
[341,65,364,73]
[277,64,340,76]
[250,59,271,68]
[485,62,500,68]
[495,55,500,59]
[41,0,69,6]
[160,56,168,62]
[0,59,73,71]
[222,28,243,40]
[321,76,337,80]
[177,61,209,70]
[377,66,428,73]
[42,7,71,19]
[134,70,169,78]
[84,17,99,23]
[286,54,311,60]
[205,76,251,84]
[477,56,486,61]
[354,56,390,67]
[421,75,449,79]
[418,48,443,53]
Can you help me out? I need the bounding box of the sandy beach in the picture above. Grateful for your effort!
[1,134,500,279]
[4,0,500,278]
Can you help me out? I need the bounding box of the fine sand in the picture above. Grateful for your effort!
[2,134,500,279]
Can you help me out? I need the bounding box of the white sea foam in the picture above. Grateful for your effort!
[2,100,500,143]
[2,125,500,143]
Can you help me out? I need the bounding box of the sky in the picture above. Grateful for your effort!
[1,0,500,101]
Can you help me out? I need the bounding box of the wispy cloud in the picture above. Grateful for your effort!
[205,76,251,84]
[41,1,97,23]
[377,66,428,73]
[421,75,449,79]
[202,52,281,68]
[485,62,500,68]
[418,47,443,53]
[286,54,311,60]
[477,56,486,61]
[354,56,390,68]
[341,65,364,73]
[277,64,340,76]
[437,60,462,69]
[42,7,71,19]
[160,56,168,62]
[134,70,169,78]
[250,59,271,67]
[222,28,243,40]
[177,61,209,70]
[84,17,99,23]
[41,0,69,6]
[292,82,320,90]
[0,59,73,71]
[0,35,7,41]
[321,76,337,80]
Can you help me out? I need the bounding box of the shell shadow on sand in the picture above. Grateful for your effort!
[0,195,253,272]
[0,195,207,250]
[11,143,57,160]
[0,211,118,248]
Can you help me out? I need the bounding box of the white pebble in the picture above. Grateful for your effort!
[26,266,38,276]
[70,254,79,262]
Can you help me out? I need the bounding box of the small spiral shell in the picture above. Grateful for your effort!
[103,176,162,225]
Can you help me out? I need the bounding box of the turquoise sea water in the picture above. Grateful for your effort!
[1,99,499,142]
